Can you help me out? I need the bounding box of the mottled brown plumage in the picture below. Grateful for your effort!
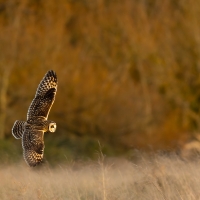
[12,70,58,167]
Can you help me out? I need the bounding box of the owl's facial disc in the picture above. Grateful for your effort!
[49,123,56,132]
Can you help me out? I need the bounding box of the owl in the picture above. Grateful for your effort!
[12,70,58,167]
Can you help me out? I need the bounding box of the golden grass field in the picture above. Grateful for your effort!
[1,153,200,200]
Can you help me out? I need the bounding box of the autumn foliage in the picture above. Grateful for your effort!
[0,0,200,160]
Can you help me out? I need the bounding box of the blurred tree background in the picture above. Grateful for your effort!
[1,0,200,163]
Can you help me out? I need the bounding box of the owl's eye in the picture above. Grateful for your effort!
[49,123,56,132]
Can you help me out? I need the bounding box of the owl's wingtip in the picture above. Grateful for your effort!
[46,70,57,79]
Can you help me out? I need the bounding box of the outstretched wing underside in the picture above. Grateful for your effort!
[22,129,44,167]
[27,70,57,120]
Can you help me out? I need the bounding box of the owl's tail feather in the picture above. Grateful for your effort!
[12,120,25,139]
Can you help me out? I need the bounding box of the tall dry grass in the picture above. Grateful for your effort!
[1,154,200,200]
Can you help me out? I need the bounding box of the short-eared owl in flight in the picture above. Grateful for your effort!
[12,70,58,167]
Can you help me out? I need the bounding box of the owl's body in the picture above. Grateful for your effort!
[12,70,58,167]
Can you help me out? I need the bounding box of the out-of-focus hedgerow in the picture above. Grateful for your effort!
[1,0,200,157]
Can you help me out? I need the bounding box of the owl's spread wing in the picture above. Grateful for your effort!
[27,70,57,120]
[22,129,44,167]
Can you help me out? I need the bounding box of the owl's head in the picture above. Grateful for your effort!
[48,122,57,132]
